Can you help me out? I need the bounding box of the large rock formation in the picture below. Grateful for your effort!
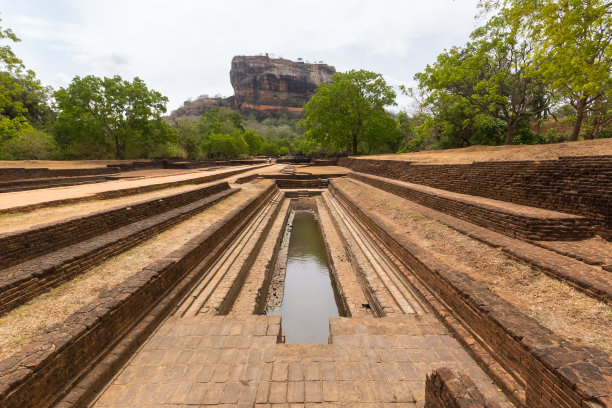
[230,55,335,117]
[168,55,336,120]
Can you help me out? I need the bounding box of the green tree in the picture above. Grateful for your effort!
[0,17,51,141]
[174,119,202,159]
[198,107,244,136]
[243,129,263,156]
[301,70,397,155]
[482,0,612,141]
[54,75,173,159]
[201,132,248,159]
[261,141,280,156]
[415,13,549,145]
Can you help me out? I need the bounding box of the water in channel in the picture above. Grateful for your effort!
[269,210,341,344]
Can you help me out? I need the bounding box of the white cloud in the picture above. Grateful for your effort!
[2,0,480,111]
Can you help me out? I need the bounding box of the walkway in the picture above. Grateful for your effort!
[92,314,510,407]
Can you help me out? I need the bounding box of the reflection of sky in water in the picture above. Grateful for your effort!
[270,211,340,344]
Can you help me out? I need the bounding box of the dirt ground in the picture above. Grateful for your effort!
[333,178,612,357]
[0,180,271,360]
[296,165,350,175]
[359,139,612,164]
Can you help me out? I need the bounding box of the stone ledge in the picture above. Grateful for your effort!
[0,166,119,182]
[339,155,612,239]
[344,177,612,305]
[0,182,277,408]
[0,164,267,215]
[0,187,239,316]
[235,173,261,184]
[425,367,502,408]
[0,182,232,269]
[0,174,109,193]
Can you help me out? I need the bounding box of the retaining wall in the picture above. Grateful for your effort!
[0,183,278,408]
[275,179,322,189]
[0,164,267,216]
[0,175,109,193]
[0,188,238,316]
[330,182,612,408]
[348,172,593,241]
[0,167,119,182]
[0,182,231,269]
[235,173,261,184]
[339,156,612,238]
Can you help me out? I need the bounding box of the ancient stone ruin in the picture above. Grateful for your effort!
[0,150,610,407]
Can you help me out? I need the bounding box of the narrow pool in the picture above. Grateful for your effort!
[268,210,342,343]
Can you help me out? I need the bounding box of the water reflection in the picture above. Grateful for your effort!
[268,210,341,343]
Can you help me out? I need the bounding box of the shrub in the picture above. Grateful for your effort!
[2,128,60,159]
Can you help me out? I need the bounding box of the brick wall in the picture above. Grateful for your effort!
[94,165,267,200]
[330,182,612,408]
[0,165,267,216]
[339,156,612,239]
[276,179,322,189]
[348,172,593,241]
[0,188,238,316]
[425,367,501,408]
[0,182,231,269]
[0,167,119,182]
[0,175,108,193]
[235,173,261,184]
[0,183,278,408]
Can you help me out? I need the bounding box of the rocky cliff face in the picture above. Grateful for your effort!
[168,97,234,120]
[230,56,335,117]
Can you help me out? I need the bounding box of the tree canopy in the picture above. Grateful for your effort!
[301,70,398,155]
[502,0,612,140]
[0,17,51,141]
[414,12,549,145]
[54,75,175,159]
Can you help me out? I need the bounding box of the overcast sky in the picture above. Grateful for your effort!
[1,0,481,113]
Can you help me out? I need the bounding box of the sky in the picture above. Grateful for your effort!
[1,0,482,114]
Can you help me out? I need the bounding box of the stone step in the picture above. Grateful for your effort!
[0,188,239,316]
[349,172,593,241]
[0,182,231,269]
[0,174,108,193]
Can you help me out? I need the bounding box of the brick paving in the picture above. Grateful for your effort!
[92,314,510,407]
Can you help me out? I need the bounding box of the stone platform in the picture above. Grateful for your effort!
[92,315,510,407]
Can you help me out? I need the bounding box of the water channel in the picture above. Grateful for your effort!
[268,210,342,343]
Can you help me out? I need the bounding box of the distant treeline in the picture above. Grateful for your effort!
[0,0,610,160]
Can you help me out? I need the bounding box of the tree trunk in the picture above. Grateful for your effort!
[571,98,588,141]
[114,136,124,160]
[504,122,516,145]
[352,134,358,155]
